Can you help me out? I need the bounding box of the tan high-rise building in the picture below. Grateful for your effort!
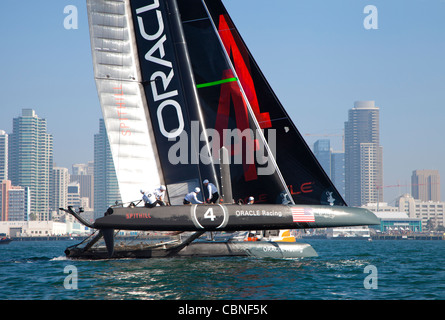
[411,170,440,202]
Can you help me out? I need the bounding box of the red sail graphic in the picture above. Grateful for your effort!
[218,14,272,130]
[215,69,257,181]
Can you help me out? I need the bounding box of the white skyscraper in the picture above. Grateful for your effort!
[9,109,53,220]
[345,101,383,207]
[51,167,69,216]
[0,130,7,181]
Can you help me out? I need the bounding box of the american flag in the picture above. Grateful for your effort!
[291,207,315,223]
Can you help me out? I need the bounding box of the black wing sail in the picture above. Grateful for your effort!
[178,0,291,205]
[177,0,346,206]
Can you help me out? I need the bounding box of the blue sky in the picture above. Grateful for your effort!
[1,0,444,203]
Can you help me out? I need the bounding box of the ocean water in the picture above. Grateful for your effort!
[0,239,444,300]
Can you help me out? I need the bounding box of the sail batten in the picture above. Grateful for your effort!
[196,77,238,89]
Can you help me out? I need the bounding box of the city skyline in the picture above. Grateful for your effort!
[0,0,444,203]
[1,107,440,211]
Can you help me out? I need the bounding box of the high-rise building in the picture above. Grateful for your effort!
[344,101,383,207]
[70,162,94,209]
[66,182,81,223]
[51,166,69,215]
[94,119,121,219]
[0,180,10,221]
[313,139,331,177]
[313,139,346,201]
[411,170,440,202]
[7,185,30,221]
[0,180,30,221]
[0,130,8,181]
[8,109,53,220]
[72,163,89,176]
[331,151,346,200]
[67,182,81,209]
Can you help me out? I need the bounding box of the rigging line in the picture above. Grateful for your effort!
[196,77,238,88]
[201,0,295,205]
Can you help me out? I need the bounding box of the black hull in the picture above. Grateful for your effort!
[65,240,317,260]
[62,203,378,260]
[92,204,379,232]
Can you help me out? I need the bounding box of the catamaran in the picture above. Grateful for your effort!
[63,0,379,259]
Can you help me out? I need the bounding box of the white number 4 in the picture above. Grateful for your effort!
[204,208,216,221]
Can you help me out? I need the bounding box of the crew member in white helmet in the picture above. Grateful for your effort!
[247,196,254,204]
[140,189,158,208]
[154,185,167,206]
[203,179,219,204]
[183,187,203,205]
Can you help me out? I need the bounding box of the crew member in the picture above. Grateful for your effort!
[245,196,256,241]
[245,231,258,241]
[203,179,219,204]
[140,189,159,208]
[183,187,203,205]
[154,185,167,206]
